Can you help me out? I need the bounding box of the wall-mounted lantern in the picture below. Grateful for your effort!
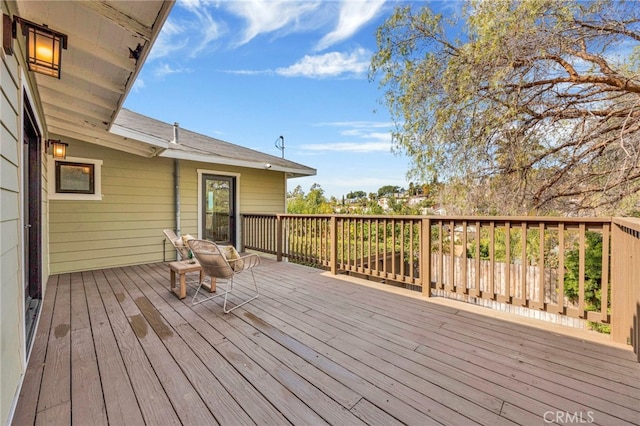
[3,14,68,79]
[47,139,68,159]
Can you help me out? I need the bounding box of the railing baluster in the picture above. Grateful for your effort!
[460,220,468,295]
[579,223,586,317]
[536,222,545,310]
[520,222,528,306]
[421,218,431,296]
[448,220,455,293]
[489,221,495,300]
[504,222,511,303]
[474,220,481,298]
[600,223,610,322]
[330,216,337,274]
[438,221,443,290]
[557,223,565,314]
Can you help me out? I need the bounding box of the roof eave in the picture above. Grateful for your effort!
[107,1,176,130]
[109,123,170,149]
[160,150,316,177]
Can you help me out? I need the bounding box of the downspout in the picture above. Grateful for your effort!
[173,123,180,236]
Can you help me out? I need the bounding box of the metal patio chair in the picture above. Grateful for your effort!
[187,239,260,313]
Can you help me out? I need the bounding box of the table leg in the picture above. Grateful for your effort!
[178,273,187,299]
[170,269,176,294]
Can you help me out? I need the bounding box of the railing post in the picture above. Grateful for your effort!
[330,215,337,275]
[610,217,640,362]
[239,214,246,253]
[421,218,431,297]
[276,215,283,262]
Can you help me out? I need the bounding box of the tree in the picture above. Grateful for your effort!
[346,190,367,200]
[287,183,333,214]
[371,0,640,215]
[378,185,401,198]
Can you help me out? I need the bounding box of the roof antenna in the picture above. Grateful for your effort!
[275,135,285,159]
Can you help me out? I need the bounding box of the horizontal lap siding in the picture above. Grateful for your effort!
[49,140,175,274]
[50,145,288,274]
[241,171,285,213]
[0,42,23,425]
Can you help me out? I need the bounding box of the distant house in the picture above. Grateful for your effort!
[0,1,314,422]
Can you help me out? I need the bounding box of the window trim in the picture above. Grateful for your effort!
[55,161,95,194]
[48,156,103,201]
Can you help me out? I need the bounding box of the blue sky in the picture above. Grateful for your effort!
[123,0,447,199]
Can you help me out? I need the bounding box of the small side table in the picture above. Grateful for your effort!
[168,260,210,299]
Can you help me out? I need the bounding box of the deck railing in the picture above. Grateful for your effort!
[242,213,640,359]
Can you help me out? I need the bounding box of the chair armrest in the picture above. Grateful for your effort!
[228,253,261,271]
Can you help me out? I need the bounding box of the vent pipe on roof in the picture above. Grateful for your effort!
[172,122,179,144]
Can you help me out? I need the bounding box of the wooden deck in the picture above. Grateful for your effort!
[12,258,640,425]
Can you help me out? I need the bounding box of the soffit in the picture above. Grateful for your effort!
[12,0,174,156]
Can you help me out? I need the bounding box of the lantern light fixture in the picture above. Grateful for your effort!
[3,14,68,79]
[47,139,68,159]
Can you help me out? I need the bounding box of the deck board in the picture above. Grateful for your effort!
[12,259,640,426]
[37,273,71,415]
[83,270,145,426]
[70,271,107,425]
[94,269,182,425]
[12,275,58,426]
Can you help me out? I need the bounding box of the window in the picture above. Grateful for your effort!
[55,161,94,194]
[48,156,102,200]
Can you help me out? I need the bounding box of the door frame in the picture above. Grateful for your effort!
[197,169,241,248]
[22,94,42,300]
[21,81,44,356]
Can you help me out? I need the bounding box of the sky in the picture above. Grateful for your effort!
[123,0,453,199]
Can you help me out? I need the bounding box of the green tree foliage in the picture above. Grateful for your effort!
[287,184,333,214]
[377,185,402,198]
[346,190,367,200]
[564,232,605,311]
[371,0,640,215]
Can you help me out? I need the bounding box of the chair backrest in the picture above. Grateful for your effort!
[163,229,191,260]
[188,239,235,279]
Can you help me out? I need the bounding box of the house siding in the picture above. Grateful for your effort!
[49,141,288,274]
[48,139,175,273]
[0,31,24,425]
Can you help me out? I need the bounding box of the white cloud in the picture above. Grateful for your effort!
[302,142,391,153]
[150,1,225,62]
[224,0,321,46]
[131,78,146,93]
[154,63,192,78]
[151,0,386,66]
[276,48,371,78]
[315,0,387,51]
[224,69,273,76]
[148,18,190,61]
[317,120,394,128]
[301,120,393,153]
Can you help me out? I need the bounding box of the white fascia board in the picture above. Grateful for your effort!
[160,150,316,176]
[109,124,170,149]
